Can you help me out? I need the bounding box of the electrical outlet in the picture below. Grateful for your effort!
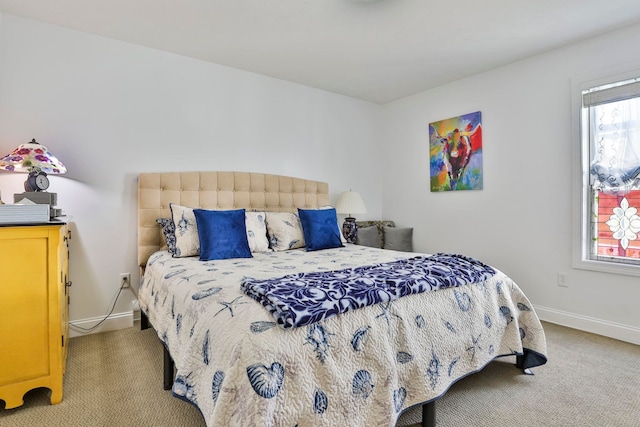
[120,273,131,288]
[557,272,568,288]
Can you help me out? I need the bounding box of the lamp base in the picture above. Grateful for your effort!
[342,217,358,244]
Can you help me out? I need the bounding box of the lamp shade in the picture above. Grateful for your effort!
[0,139,67,174]
[335,190,367,216]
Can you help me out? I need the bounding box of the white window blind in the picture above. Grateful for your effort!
[583,79,640,107]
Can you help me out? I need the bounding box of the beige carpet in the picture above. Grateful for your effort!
[1,321,638,427]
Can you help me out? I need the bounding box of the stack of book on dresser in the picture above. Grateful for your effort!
[0,198,49,224]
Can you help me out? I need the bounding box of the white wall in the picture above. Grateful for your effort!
[2,11,638,344]
[0,13,383,333]
[381,23,640,344]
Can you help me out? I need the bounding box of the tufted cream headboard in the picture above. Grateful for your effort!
[137,171,330,268]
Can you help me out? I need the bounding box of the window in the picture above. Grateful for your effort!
[577,76,640,274]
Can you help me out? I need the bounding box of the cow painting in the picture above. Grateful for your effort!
[442,128,472,190]
[429,111,483,192]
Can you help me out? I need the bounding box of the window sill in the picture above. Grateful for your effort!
[573,257,640,277]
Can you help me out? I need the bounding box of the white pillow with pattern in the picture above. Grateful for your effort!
[170,204,200,258]
[265,212,305,251]
[245,211,270,253]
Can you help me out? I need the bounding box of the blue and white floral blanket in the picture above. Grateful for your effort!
[139,245,547,427]
[241,253,496,328]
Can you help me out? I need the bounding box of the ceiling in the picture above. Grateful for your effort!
[1,0,640,104]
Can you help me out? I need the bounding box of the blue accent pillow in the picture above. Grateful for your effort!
[193,209,253,261]
[298,208,343,251]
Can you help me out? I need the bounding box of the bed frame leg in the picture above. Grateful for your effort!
[422,401,436,427]
[163,346,174,390]
[139,312,174,389]
[140,311,149,330]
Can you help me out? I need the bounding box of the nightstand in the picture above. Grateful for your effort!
[0,223,70,409]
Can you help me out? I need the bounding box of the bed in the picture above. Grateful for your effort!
[137,171,547,427]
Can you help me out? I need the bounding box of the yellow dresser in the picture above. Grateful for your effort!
[0,223,70,409]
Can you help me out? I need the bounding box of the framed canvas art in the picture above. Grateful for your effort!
[429,111,483,192]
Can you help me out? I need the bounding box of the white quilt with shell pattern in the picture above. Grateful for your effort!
[139,244,547,427]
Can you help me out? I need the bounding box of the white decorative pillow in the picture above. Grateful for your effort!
[170,204,200,258]
[245,211,270,253]
[265,212,305,251]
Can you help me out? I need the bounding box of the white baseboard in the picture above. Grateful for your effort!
[68,311,134,338]
[535,305,640,345]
